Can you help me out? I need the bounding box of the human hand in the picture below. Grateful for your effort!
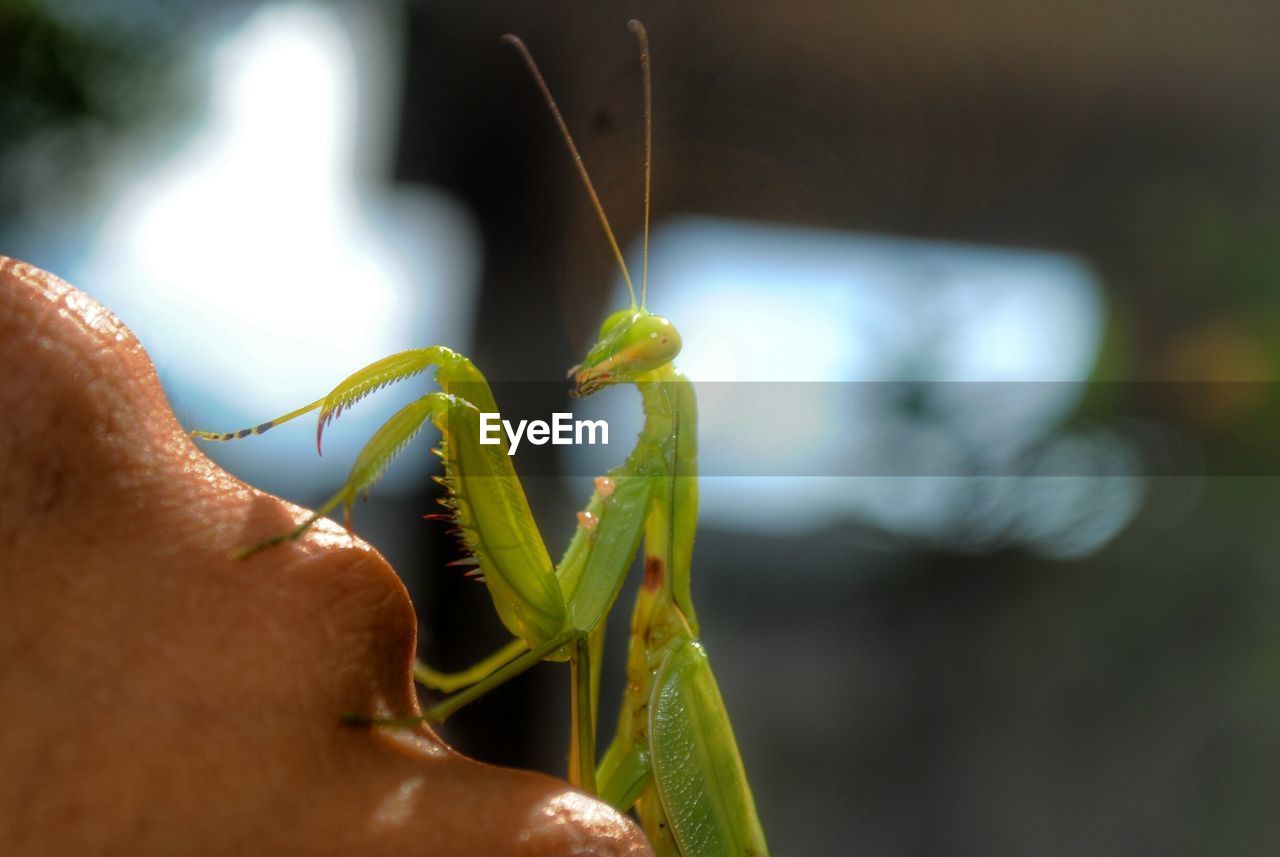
[0,257,650,856]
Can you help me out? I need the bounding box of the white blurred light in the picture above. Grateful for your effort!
[77,3,479,497]
[570,217,1136,557]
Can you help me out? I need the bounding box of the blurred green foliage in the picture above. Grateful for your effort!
[0,0,189,214]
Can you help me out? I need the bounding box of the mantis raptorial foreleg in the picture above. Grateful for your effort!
[196,340,654,788]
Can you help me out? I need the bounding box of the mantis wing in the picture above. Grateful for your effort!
[650,640,769,857]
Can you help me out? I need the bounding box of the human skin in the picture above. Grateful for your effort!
[0,257,651,856]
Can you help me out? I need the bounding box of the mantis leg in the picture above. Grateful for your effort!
[568,636,597,791]
[412,639,529,694]
[353,633,573,727]
[190,397,324,442]
[191,347,479,451]
[596,735,652,813]
[190,345,503,557]
[409,472,642,710]
[230,392,457,558]
[587,620,606,734]
[402,468,651,789]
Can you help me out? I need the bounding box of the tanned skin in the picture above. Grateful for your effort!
[0,257,651,857]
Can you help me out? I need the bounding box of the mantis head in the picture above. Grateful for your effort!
[570,307,682,397]
[508,22,674,398]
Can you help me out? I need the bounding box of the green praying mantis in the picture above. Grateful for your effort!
[192,21,768,857]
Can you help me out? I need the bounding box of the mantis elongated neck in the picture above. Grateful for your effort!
[633,363,696,480]
[631,362,700,638]
[635,363,680,448]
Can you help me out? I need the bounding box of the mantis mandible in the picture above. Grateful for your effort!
[192,21,768,856]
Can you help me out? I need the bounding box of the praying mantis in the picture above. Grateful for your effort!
[192,21,768,856]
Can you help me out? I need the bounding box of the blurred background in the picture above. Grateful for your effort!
[4,0,1280,853]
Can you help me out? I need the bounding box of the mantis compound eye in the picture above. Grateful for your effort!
[570,312,682,396]
[625,314,681,366]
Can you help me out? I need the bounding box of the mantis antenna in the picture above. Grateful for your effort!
[502,32,638,309]
[628,20,652,309]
